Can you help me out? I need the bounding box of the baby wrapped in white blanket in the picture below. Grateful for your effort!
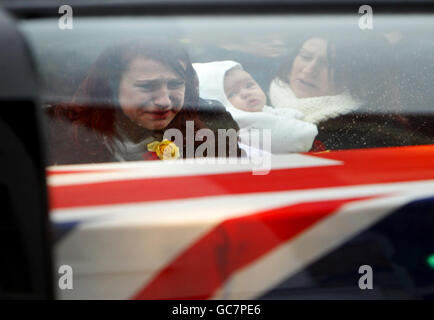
[193,60,318,153]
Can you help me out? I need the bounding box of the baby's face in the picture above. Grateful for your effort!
[224,68,266,112]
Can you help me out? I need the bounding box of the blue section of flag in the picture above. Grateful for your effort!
[259,196,434,299]
[53,222,79,243]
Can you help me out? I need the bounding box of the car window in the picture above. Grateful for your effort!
[18,15,434,165]
[13,12,434,300]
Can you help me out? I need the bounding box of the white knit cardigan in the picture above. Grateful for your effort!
[269,78,363,125]
[193,61,318,153]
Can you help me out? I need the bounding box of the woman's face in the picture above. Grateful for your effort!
[289,38,337,98]
[118,58,185,131]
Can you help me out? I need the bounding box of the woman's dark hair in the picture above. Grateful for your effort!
[275,33,347,93]
[275,33,400,111]
[275,37,307,85]
[331,33,402,112]
[51,41,210,162]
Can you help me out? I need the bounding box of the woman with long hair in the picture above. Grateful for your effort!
[48,41,241,164]
[269,33,430,150]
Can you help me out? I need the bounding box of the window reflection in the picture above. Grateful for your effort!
[18,16,433,165]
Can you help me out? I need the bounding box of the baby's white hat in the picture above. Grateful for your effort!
[192,60,242,109]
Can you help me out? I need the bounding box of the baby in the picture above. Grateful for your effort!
[223,67,266,113]
[193,60,318,153]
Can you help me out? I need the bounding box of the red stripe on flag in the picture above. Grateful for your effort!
[132,195,379,299]
[49,146,434,210]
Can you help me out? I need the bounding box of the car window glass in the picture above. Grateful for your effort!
[18,15,434,165]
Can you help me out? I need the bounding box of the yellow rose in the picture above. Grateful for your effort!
[147,139,180,160]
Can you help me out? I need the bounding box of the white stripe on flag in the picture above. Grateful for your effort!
[211,187,434,299]
[55,180,434,299]
[47,154,341,186]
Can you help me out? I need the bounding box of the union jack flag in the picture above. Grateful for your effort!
[48,145,434,299]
